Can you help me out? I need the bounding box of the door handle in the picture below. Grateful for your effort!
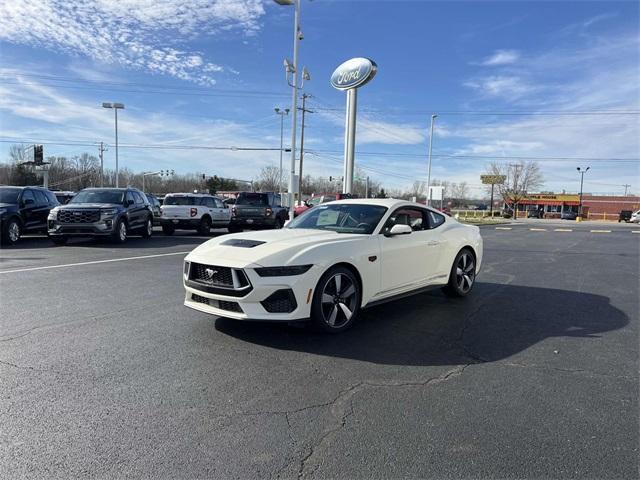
[426,240,440,246]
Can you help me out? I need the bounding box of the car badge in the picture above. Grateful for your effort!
[204,268,217,281]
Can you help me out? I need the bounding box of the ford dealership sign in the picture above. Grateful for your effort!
[330,57,377,90]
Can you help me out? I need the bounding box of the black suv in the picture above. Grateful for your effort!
[229,191,289,232]
[0,186,60,246]
[48,188,153,244]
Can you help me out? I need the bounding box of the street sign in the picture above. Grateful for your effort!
[481,174,506,185]
[428,186,444,201]
[330,58,377,90]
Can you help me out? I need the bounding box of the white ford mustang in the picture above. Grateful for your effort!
[183,198,483,332]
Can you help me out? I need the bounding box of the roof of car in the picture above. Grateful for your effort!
[329,198,432,209]
[164,193,219,197]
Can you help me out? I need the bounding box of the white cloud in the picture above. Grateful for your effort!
[480,49,520,66]
[0,0,265,85]
[464,76,536,100]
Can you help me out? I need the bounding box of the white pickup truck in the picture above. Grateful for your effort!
[160,193,231,235]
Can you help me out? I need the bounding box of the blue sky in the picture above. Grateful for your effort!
[0,0,638,195]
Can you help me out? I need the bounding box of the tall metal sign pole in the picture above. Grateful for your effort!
[331,57,377,194]
[426,114,437,206]
[480,175,506,217]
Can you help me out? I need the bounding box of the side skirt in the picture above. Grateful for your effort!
[362,284,445,309]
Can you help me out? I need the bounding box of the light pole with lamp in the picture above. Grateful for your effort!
[102,102,125,187]
[577,166,590,219]
[274,107,289,194]
[426,114,437,206]
[142,169,174,193]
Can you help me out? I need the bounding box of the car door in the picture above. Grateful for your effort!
[19,189,39,231]
[378,207,443,294]
[124,191,138,228]
[213,198,229,224]
[32,190,51,230]
[132,191,147,228]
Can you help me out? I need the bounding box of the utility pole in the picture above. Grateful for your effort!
[98,142,106,187]
[426,114,437,206]
[623,184,631,196]
[577,166,590,217]
[365,176,370,198]
[298,93,313,197]
[509,163,520,219]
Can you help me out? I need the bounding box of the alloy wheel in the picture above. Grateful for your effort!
[119,222,127,242]
[146,219,153,236]
[8,221,20,243]
[456,252,475,293]
[320,273,358,328]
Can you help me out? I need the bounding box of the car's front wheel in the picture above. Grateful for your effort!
[198,216,211,235]
[442,248,476,297]
[2,218,22,246]
[310,266,361,333]
[112,219,128,244]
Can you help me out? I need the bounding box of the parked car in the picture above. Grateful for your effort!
[183,199,483,332]
[561,210,578,220]
[527,208,544,219]
[47,187,153,244]
[144,193,162,226]
[160,193,231,235]
[630,210,640,223]
[52,190,76,204]
[294,193,353,217]
[229,192,288,232]
[0,186,60,246]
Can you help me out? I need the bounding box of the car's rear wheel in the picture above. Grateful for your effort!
[112,219,127,244]
[141,217,153,238]
[162,225,175,236]
[198,216,211,235]
[442,248,476,297]
[228,225,242,233]
[274,216,284,229]
[310,266,361,333]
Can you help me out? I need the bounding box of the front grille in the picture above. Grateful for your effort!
[190,263,234,287]
[58,209,100,224]
[261,289,297,313]
[191,294,243,313]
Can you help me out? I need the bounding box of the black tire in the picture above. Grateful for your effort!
[1,217,22,246]
[141,216,153,238]
[442,248,476,297]
[50,236,68,246]
[198,216,211,235]
[228,225,242,233]
[310,266,361,333]
[273,216,285,229]
[162,225,175,236]
[111,218,128,244]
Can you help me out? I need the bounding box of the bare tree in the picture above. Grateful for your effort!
[486,161,543,218]
[255,165,281,192]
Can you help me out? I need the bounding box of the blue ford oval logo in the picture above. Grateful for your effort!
[330,57,377,90]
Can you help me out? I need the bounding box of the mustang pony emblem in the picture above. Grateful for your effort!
[204,268,218,281]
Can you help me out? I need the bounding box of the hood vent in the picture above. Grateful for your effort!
[220,238,266,248]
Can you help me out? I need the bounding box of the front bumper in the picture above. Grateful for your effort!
[183,262,319,321]
[48,219,116,236]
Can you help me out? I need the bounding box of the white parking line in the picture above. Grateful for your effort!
[590,230,611,233]
[529,228,547,231]
[554,228,573,232]
[495,227,512,230]
[632,231,640,234]
[0,251,191,274]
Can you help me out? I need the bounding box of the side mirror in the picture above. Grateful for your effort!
[126,199,134,206]
[385,224,412,237]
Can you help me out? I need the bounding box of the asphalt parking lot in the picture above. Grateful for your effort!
[1,225,638,479]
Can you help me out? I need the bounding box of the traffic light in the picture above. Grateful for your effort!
[34,145,43,164]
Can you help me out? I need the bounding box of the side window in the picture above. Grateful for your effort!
[385,208,426,232]
[45,191,59,205]
[427,210,446,229]
[125,191,135,205]
[34,190,49,206]
[206,197,216,208]
[267,193,274,206]
[132,192,144,204]
[214,198,224,208]
[274,194,281,206]
[21,189,36,205]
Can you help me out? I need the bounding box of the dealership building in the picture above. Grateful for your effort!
[508,193,640,220]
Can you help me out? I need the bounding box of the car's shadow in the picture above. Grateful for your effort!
[214,282,629,366]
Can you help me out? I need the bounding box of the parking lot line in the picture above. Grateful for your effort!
[529,228,547,231]
[554,228,573,232]
[495,227,512,230]
[632,231,640,234]
[590,230,612,233]
[0,251,191,275]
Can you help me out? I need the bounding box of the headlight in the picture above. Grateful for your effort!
[183,261,190,280]
[0,208,7,216]
[48,207,59,218]
[101,208,118,217]
[254,265,312,277]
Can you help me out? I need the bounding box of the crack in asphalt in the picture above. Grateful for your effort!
[0,359,60,374]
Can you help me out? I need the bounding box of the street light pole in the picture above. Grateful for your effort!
[426,114,437,206]
[577,166,590,217]
[102,102,125,188]
[275,107,289,194]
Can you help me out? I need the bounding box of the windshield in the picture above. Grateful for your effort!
[0,188,21,204]
[164,196,200,206]
[70,190,124,204]
[287,203,387,234]
[309,197,322,206]
[237,193,268,206]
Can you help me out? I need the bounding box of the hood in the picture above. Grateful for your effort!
[187,228,363,267]
[59,203,123,209]
[0,203,17,209]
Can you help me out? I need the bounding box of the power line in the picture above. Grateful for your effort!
[310,106,640,116]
